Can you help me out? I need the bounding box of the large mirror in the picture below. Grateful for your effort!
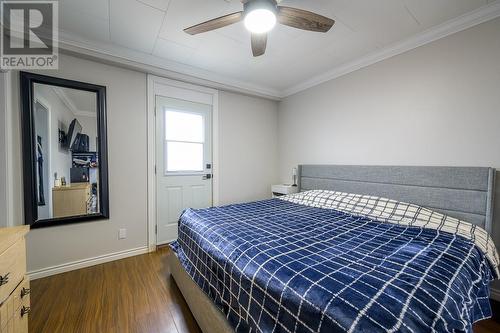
[20,72,109,228]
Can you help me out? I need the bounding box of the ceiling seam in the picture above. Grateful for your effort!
[135,0,167,12]
[151,4,170,56]
[403,3,421,26]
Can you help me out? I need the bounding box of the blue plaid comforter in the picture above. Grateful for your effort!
[171,198,496,333]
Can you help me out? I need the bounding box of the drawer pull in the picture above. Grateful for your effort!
[21,287,31,297]
[21,306,31,317]
[0,272,9,286]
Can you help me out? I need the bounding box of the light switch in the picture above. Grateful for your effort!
[119,228,127,239]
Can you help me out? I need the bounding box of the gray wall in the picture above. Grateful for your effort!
[219,91,279,205]
[278,17,500,296]
[5,54,279,273]
[11,55,150,272]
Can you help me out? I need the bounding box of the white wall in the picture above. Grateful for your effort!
[76,115,98,151]
[278,17,500,296]
[5,54,279,274]
[6,71,21,227]
[0,72,7,228]
[219,91,279,205]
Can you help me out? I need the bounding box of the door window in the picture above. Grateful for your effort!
[164,110,204,173]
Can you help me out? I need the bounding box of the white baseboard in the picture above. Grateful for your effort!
[491,287,500,302]
[28,246,149,280]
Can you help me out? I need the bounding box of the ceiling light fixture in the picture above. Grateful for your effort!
[184,0,335,57]
[244,0,277,34]
[244,9,276,33]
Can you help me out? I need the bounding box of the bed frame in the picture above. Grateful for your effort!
[297,165,495,233]
[169,165,496,332]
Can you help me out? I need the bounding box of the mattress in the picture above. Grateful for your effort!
[171,190,499,333]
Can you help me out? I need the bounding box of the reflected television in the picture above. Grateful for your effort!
[63,118,82,150]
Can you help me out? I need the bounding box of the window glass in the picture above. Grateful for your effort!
[166,142,203,172]
[165,110,203,143]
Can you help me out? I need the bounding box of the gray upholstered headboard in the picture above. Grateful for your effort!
[298,165,496,233]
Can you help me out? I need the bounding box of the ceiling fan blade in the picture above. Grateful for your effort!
[251,33,267,57]
[184,12,243,35]
[277,6,335,33]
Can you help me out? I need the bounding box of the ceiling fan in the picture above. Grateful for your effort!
[184,0,335,57]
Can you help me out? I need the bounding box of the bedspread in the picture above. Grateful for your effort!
[171,191,498,333]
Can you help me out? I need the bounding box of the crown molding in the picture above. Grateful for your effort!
[57,31,283,101]
[282,1,500,97]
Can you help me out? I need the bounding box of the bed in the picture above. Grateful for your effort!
[169,165,498,333]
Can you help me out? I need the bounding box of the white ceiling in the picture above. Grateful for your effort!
[58,0,499,97]
[52,86,97,116]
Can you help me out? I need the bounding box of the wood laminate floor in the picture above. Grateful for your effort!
[30,247,200,333]
[30,247,500,333]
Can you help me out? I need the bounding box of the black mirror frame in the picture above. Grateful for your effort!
[20,71,109,228]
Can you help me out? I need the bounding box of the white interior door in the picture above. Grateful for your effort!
[155,96,213,244]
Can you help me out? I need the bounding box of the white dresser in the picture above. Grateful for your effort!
[0,226,30,333]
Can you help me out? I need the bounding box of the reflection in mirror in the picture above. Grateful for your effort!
[32,84,101,221]
[21,72,108,227]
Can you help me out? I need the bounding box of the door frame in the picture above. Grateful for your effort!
[33,96,53,219]
[147,75,219,252]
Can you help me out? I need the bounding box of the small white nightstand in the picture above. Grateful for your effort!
[272,184,299,198]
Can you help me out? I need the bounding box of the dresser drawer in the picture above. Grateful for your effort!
[1,302,29,333]
[0,287,14,332]
[0,279,30,333]
[12,303,28,333]
[1,318,13,333]
[12,280,30,316]
[0,239,26,304]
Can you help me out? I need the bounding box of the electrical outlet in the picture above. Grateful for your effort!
[118,228,127,239]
